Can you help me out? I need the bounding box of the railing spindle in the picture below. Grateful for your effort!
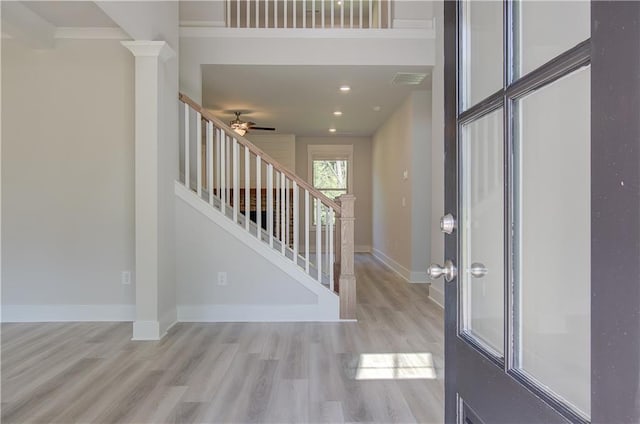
[321,0,325,28]
[216,128,221,207]
[275,0,278,28]
[312,0,315,28]
[325,205,330,274]
[359,0,362,28]
[220,131,226,209]
[331,0,334,27]
[207,121,214,206]
[237,0,241,27]
[227,0,232,27]
[303,0,306,28]
[226,135,231,206]
[275,170,280,241]
[256,0,260,28]
[316,198,322,281]
[284,0,288,28]
[233,138,239,223]
[293,0,297,28]
[265,0,269,28]
[369,0,372,28]
[341,0,344,28]
[256,155,262,240]
[378,0,381,28]
[305,189,310,273]
[285,178,290,246]
[387,0,390,28]
[293,181,299,261]
[350,0,353,28]
[329,207,334,291]
[267,164,274,247]
[281,173,286,255]
[247,0,250,28]
[196,113,202,197]
[245,145,250,231]
[184,103,190,189]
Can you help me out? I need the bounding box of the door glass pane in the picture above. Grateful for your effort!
[461,0,503,109]
[461,108,504,357]
[515,66,590,418]
[517,1,590,77]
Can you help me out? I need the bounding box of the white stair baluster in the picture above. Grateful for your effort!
[257,156,262,240]
[331,0,334,28]
[316,197,322,281]
[312,0,315,27]
[226,135,231,207]
[275,170,280,242]
[267,164,274,247]
[378,0,381,28]
[220,131,226,209]
[293,181,299,263]
[293,0,297,28]
[325,204,330,274]
[196,112,202,197]
[207,121,214,206]
[329,207,334,291]
[184,103,189,188]
[321,0,325,28]
[237,0,240,27]
[359,0,362,28]
[281,172,286,255]
[350,0,353,28]
[245,145,250,231]
[305,189,310,273]
[265,0,268,28]
[275,0,278,27]
[285,178,290,247]
[369,0,372,28]
[216,128,221,206]
[233,138,239,223]
[256,0,259,28]
[227,0,232,27]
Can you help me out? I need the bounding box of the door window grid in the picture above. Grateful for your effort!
[457,0,591,421]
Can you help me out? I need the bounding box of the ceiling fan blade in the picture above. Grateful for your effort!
[249,126,276,131]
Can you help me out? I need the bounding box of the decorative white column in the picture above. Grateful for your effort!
[122,41,175,340]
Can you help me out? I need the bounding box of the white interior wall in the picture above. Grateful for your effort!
[175,194,339,321]
[1,39,135,321]
[428,0,444,307]
[372,90,431,283]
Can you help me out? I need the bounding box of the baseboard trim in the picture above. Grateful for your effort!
[428,285,444,309]
[370,248,429,284]
[1,304,135,323]
[177,304,341,322]
[355,245,371,253]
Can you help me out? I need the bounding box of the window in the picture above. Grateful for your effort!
[308,145,353,225]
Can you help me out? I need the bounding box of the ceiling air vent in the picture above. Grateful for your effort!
[391,72,427,85]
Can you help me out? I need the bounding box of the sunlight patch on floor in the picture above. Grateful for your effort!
[354,353,437,380]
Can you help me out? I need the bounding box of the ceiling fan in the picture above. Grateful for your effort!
[229,112,275,136]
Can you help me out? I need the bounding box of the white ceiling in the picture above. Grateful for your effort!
[22,1,118,27]
[202,64,432,137]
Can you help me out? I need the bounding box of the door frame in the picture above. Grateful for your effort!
[443,1,640,423]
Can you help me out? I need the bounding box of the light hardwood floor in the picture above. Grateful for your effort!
[1,254,444,423]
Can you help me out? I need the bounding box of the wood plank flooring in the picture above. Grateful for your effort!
[1,254,444,423]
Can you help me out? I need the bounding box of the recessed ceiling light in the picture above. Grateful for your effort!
[373,106,381,112]
[333,111,343,116]
[337,0,342,5]
[329,128,336,133]
[339,85,351,92]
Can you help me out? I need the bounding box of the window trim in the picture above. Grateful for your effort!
[307,144,354,196]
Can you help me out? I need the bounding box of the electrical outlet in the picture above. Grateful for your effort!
[217,272,228,286]
[121,271,131,285]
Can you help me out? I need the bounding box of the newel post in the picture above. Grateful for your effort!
[338,194,356,320]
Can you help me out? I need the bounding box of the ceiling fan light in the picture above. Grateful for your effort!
[234,128,247,136]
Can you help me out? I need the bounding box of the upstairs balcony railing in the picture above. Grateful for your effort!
[226,0,392,29]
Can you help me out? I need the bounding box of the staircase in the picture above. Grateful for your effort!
[177,93,356,320]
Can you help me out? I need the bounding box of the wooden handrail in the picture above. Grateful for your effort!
[179,92,342,214]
